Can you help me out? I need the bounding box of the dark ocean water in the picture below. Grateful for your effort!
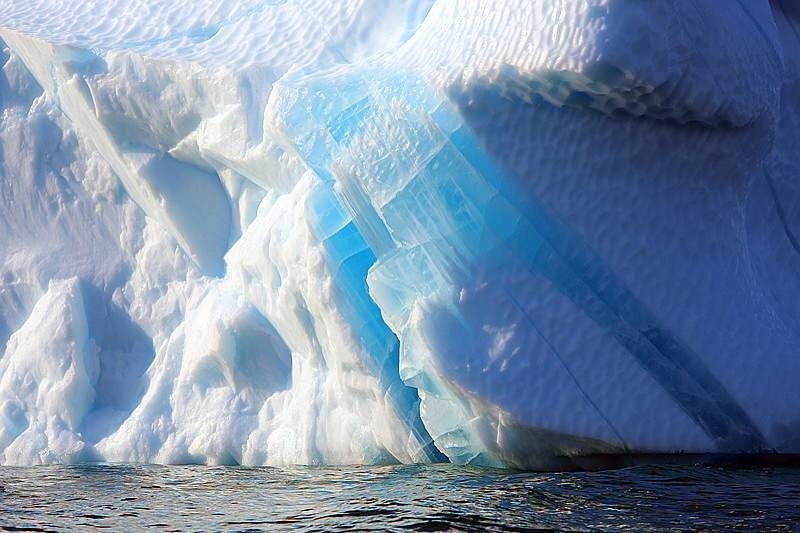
[0,463,798,531]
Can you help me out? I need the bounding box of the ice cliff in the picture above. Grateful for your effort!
[0,0,799,469]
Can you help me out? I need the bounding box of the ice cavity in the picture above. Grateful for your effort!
[0,0,799,469]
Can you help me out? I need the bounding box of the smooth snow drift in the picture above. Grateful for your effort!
[0,0,798,468]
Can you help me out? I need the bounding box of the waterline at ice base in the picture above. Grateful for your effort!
[0,0,798,470]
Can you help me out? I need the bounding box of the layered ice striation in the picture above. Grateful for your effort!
[0,0,799,468]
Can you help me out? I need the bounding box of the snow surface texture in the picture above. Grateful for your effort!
[0,0,798,469]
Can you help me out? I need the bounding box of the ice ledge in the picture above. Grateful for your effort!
[398,0,783,127]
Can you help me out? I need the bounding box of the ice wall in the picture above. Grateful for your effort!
[0,0,798,469]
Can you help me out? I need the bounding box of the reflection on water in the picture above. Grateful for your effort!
[0,463,798,531]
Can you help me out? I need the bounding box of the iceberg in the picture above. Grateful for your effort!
[0,0,798,469]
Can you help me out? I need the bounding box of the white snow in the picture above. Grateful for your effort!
[0,0,798,468]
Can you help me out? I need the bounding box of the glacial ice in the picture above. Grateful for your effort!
[0,0,799,469]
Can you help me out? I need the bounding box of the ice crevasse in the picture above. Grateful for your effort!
[0,0,798,469]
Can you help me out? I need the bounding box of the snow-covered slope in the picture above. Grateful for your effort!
[0,0,798,469]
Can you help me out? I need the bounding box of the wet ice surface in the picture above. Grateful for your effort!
[0,464,798,531]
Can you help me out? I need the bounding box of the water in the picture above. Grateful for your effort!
[0,464,798,531]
